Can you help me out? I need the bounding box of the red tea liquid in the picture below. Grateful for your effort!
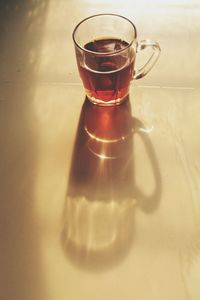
[77,38,135,104]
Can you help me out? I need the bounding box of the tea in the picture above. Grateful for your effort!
[77,38,135,105]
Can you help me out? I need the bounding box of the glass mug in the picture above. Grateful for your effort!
[73,14,161,106]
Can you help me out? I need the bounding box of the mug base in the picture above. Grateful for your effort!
[86,93,129,106]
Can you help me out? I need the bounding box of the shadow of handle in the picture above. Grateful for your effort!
[132,118,162,213]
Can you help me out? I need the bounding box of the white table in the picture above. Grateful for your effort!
[0,1,200,299]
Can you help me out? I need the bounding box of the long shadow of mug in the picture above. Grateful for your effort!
[61,96,162,272]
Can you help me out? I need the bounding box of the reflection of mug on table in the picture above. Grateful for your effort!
[62,98,162,270]
[73,14,161,106]
[84,95,133,160]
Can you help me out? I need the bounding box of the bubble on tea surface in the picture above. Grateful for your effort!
[114,40,123,51]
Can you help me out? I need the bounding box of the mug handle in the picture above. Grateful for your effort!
[133,40,161,80]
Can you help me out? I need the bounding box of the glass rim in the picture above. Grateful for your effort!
[72,13,137,56]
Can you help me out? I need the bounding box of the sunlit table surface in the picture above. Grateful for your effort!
[0,1,200,300]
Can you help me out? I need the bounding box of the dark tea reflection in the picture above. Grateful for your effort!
[62,96,161,271]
